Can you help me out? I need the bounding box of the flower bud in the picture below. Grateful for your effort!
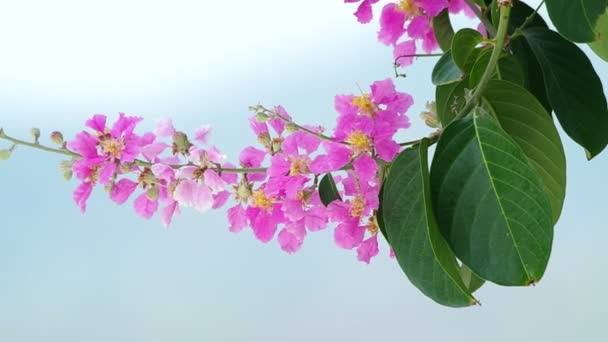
[50,131,64,145]
[59,160,73,181]
[146,186,159,201]
[30,128,41,143]
[255,112,271,122]
[0,149,12,161]
[420,101,441,129]
[285,122,298,133]
[172,131,193,155]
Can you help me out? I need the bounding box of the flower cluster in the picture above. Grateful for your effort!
[346,0,476,66]
[63,78,413,263]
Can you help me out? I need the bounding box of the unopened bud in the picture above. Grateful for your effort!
[59,160,73,181]
[257,132,272,149]
[30,128,41,143]
[50,131,64,145]
[0,149,12,161]
[420,101,441,129]
[285,122,298,133]
[146,186,159,201]
[234,181,252,202]
[172,131,193,155]
[255,112,271,122]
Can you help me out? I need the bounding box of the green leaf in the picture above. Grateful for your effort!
[508,0,548,33]
[436,79,468,126]
[523,27,608,159]
[430,112,554,286]
[377,182,389,244]
[383,139,476,307]
[318,173,341,207]
[459,264,485,293]
[432,51,463,85]
[590,9,608,62]
[511,39,552,113]
[545,0,608,42]
[483,80,567,223]
[432,9,455,52]
[451,28,484,72]
[469,51,525,88]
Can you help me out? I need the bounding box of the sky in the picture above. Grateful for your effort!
[0,0,607,341]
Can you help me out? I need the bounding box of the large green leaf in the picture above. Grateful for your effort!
[451,28,484,72]
[319,173,341,207]
[432,9,455,52]
[508,0,548,33]
[459,264,485,293]
[483,80,567,223]
[430,112,554,286]
[383,140,477,307]
[432,51,463,85]
[436,79,467,126]
[469,50,525,88]
[511,39,552,113]
[545,0,608,42]
[523,27,608,159]
[590,9,608,62]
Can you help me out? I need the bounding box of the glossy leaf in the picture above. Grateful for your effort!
[511,39,552,113]
[430,112,554,286]
[469,50,524,88]
[319,173,341,207]
[590,10,608,62]
[459,264,485,293]
[545,0,608,42]
[436,79,467,126]
[432,51,462,85]
[451,29,484,72]
[511,0,547,30]
[483,80,566,223]
[523,27,608,159]
[432,9,455,52]
[383,140,476,307]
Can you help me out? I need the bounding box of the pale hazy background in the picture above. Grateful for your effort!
[0,1,607,341]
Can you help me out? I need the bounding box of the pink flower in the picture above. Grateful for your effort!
[394,39,416,67]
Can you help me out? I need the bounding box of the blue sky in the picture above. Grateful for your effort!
[0,1,607,341]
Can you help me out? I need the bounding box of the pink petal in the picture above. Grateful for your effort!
[73,182,94,213]
[353,153,378,184]
[228,205,248,233]
[194,125,212,144]
[134,192,158,219]
[110,178,138,205]
[154,118,176,138]
[357,235,379,264]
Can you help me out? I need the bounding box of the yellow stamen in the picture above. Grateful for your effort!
[100,139,124,159]
[350,194,365,218]
[289,156,310,176]
[346,131,370,151]
[252,189,273,211]
[398,0,419,16]
[352,94,376,117]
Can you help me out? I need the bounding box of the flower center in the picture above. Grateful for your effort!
[367,216,379,235]
[398,0,419,16]
[350,194,365,218]
[352,94,376,117]
[346,131,370,151]
[100,139,124,159]
[289,156,310,176]
[252,189,273,211]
